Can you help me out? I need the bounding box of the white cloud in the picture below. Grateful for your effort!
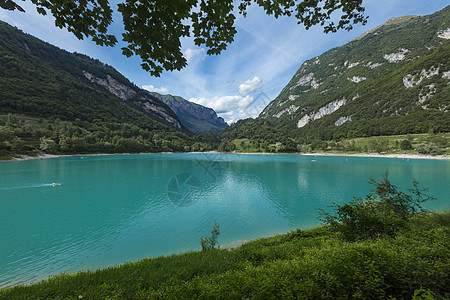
[239,76,263,96]
[189,95,255,124]
[142,85,169,94]
[184,48,205,62]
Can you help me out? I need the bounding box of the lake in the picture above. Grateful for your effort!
[0,153,449,287]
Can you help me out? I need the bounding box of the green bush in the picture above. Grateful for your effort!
[156,225,450,299]
[319,171,435,241]
[400,139,413,150]
[417,143,441,155]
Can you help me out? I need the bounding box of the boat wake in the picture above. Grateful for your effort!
[0,183,62,190]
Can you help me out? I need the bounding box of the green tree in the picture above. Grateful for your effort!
[417,143,440,155]
[6,113,18,127]
[218,141,236,152]
[39,137,56,152]
[310,139,327,151]
[58,135,71,152]
[3,0,367,76]
[400,139,413,150]
[369,138,389,153]
[10,137,25,153]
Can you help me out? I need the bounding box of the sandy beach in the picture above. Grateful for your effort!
[301,152,450,160]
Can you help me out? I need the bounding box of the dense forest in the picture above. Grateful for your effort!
[0,114,219,159]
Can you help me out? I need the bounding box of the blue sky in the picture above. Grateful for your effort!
[1,0,448,123]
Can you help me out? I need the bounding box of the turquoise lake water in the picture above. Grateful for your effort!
[0,153,449,287]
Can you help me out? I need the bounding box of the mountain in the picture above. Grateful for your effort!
[148,92,228,134]
[255,5,449,142]
[0,21,219,156]
[0,20,184,129]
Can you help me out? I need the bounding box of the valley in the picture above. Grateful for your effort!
[0,2,449,298]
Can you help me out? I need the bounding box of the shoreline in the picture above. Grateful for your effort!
[300,152,450,160]
[0,152,166,162]
[1,151,449,162]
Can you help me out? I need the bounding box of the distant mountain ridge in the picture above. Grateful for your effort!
[148,92,228,134]
[256,5,450,141]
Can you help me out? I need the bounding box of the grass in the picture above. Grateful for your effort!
[1,213,449,299]
[230,138,262,153]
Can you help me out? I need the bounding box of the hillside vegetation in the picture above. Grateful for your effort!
[0,21,180,127]
[0,114,219,160]
[219,119,449,155]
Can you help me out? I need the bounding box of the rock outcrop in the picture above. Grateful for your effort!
[297,98,346,128]
[83,71,136,100]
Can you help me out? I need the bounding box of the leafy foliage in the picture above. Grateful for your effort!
[29,0,116,46]
[319,171,436,241]
[218,118,299,153]
[3,0,367,76]
[0,0,25,11]
[400,139,413,150]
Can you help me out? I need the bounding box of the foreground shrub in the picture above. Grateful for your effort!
[319,171,435,241]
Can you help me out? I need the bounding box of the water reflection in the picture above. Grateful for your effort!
[0,154,448,287]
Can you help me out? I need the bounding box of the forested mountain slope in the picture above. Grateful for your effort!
[0,20,183,129]
[0,21,220,156]
[250,6,449,142]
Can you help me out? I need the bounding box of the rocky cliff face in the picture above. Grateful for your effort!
[0,19,189,136]
[83,71,136,101]
[82,72,182,129]
[132,95,182,129]
[149,92,227,133]
[296,98,347,128]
